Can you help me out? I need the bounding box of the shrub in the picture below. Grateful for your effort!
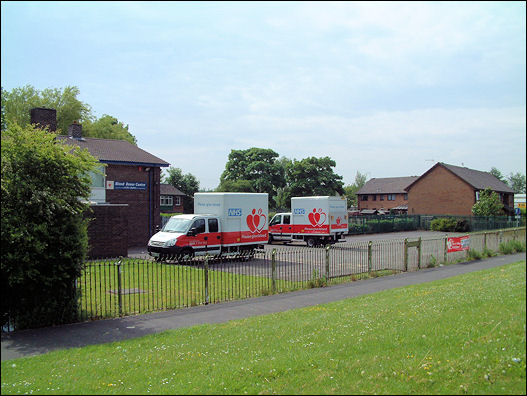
[467,249,482,261]
[308,269,327,288]
[482,247,497,258]
[498,240,526,255]
[1,123,98,329]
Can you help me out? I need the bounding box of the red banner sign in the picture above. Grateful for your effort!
[447,236,470,253]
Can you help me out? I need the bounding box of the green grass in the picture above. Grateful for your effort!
[2,261,525,395]
[78,259,302,320]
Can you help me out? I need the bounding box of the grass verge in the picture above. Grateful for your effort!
[2,261,525,395]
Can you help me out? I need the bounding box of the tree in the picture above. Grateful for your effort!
[1,122,98,329]
[219,148,286,202]
[83,115,136,145]
[2,85,137,144]
[164,167,200,213]
[216,179,255,193]
[489,167,507,184]
[507,172,526,193]
[343,171,368,208]
[286,156,345,198]
[472,187,505,216]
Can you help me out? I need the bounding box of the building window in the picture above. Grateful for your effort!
[361,195,368,201]
[89,164,106,203]
[372,195,377,201]
[387,194,396,201]
[475,191,480,201]
[175,196,181,206]
[160,195,173,206]
[404,194,408,200]
[380,195,384,201]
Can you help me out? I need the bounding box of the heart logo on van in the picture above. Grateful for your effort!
[308,208,326,227]
[247,208,266,233]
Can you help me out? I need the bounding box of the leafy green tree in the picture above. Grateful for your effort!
[489,167,507,184]
[83,115,136,145]
[216,179,255,193]
[472,187,505,216]
[2,85,137,144]
[286,156,345,198]
[507,172,526,193]
[219,148,286,202]
[343,171,368,208]
[1,122,98,329]
[164,167,200,213]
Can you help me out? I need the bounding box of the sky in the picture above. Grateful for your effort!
[2,1,526,190]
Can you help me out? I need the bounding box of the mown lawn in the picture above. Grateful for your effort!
[2,261,525,395]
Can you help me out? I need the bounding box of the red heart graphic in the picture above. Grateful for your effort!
[246,214,256,232]
[308,211,316,226]
[314,212,320,224]
[253,214,260,228]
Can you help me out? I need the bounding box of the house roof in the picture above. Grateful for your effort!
[160,183,186,196]
[356,176,419,195]
[57,136,169,167]
[406,162,515,193]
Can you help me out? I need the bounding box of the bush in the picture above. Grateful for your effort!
[430,217,471,232]
[467,249,482,261]
[499,240,526,255]
[1,123,98,329]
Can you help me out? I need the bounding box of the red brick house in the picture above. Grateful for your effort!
[356,176,418,214]
[406,162,515,216]
[160,183,186,213]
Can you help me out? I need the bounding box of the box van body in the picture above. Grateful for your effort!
[148,192,268,259]
[269,196,348,246]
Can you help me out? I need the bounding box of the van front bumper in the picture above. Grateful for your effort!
[147,245,184,257]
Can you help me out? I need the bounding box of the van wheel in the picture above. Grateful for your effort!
[306,237,317,247]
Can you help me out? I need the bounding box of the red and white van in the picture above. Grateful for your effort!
[269,196,348,247]
[148,192,268,259]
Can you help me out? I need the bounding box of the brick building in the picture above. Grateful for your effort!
[31,108,170,256]
[356,176,418,214]
[406,162,515,216]
[160,183,186,213]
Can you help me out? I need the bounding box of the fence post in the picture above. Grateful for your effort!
[368,241,372,272]
[325,245,330,281]
[271,249,276,293]
[404,239,408,272]
[417,237,422,269]
[116,257,123,317]
[484,232,487,250]
[443,235,448,264]
[204,255,209,305]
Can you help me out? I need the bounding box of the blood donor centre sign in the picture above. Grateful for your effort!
[106,181,147,190]
[447,235,470,253]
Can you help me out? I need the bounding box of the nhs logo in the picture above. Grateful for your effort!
[293,208,306,215]
[228,208,242,217]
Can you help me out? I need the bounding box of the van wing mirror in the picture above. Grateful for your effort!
[187,228,197,237]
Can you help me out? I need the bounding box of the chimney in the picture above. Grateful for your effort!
[30,107,57,132]
[67,121,83,139]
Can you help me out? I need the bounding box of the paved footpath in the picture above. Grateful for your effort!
[2,253,525,361]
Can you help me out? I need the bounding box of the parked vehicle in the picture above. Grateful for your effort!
[148,192,268,259]
[269,196,348,247]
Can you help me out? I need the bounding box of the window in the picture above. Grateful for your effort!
[89,165,105,188]
[387,194,396,201]
[283,215,291,224]
[361,195,368,201]
[191,219,206,234]
[175,196,181,206]
[475,191,480,201]
[160,195,173,206]
[404,194,408,200]
[372,195,377,201]
[270,215,281,226]
[208,218,218,233]
[380,195,384,201]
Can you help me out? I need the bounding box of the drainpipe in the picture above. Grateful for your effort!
[148,167,153,237]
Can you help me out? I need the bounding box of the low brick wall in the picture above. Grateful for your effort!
[86,204,129,258]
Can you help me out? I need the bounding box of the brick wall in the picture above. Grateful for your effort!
[86,204,128,258]
[358,193,408,211]
[408,166,475,215]
[105,165,162,247]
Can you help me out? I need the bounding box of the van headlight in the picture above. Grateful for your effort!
[165,238,178,247]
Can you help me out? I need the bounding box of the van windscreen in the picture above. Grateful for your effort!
[163,217,192,233]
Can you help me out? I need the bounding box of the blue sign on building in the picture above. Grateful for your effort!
[114,181,147,190]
